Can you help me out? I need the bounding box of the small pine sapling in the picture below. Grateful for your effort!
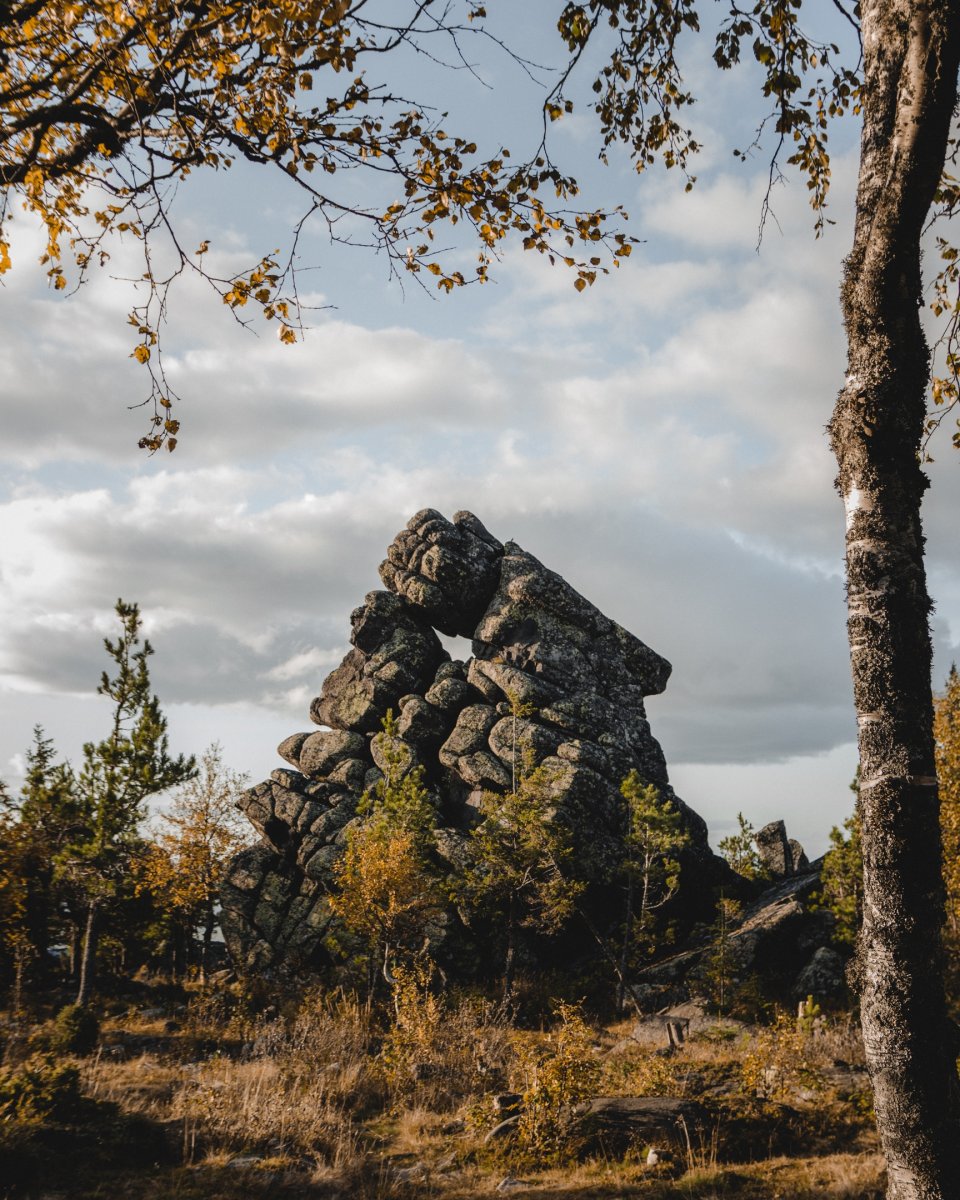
[57,600,195,1006]
[718,812,765,880]
[614,771,690,1011]
[700,893,744,1015]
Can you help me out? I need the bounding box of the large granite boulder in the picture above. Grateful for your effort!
[378,508,504,636]
[221,508,732,978]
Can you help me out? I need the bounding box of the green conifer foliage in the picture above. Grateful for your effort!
[59,600,194,1005]
[459,764,582,1005]
[612,771,690,1009]
[718,812,765,880]
[818,814,863,951]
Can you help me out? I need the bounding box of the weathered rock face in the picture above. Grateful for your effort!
[755,819,810,879]
[221,508,726,977]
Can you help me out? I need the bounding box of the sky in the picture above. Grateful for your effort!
[2,5,959,859]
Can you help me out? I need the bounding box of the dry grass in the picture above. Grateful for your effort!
[426,1152,884,1200]
[85,992,384,1170]
[170,1056,365,1165]
[2,990,884,1200]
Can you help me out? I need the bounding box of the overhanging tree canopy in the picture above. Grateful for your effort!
[0,0,632,448]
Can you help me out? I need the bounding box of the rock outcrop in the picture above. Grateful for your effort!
[628,846,846,1010]
[221,508,729,977]
[755,819,810,879]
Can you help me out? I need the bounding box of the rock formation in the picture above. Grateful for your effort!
[754,819,810,879]
[221,508,729,978]
[629,833,847,1010]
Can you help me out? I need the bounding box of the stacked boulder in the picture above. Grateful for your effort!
[221,509,726,976]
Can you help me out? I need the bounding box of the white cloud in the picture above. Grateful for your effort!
[3,131,958,863]
[266,646,347,683]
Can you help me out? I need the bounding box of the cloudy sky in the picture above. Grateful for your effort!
[2,6,958,857]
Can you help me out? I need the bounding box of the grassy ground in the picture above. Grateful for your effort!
[0,982,884,1199]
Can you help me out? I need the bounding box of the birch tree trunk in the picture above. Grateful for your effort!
[829,2,960,1193]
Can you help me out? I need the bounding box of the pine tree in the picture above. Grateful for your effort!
[718,813,765,881]
[458,764,582,1005]
[817,814,863,951]
[17,727,85,980]
[59,600,194,1005]
[614,772,690,1010]
[329,713,445,998]
[0,782,34,1018]
[700,894,744,1016]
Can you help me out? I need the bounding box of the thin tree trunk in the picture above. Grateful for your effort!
[716,898,729,1015]
[171,923,186,983]
[12,944,27,1026]
[829,3,960,1193]
[616,874,634,1013]
[69,919,81,982]
[576,902,644,1016]
[76,899,99,1007]
[200,903,215,985]
[503,899,516,1006]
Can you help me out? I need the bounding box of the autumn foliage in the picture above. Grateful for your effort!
[135,745,253,980]
[0,0,633,449]
[936,666,960,939]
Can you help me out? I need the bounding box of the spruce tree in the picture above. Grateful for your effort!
[458,764,582,1005]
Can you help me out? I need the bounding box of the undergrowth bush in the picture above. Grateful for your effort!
[512,1000,601,1166]
[0,1053,84,1122]
[0,972,876,1194]
[741,1011,825,1100]
[380,961,511,1110]
[48,1004,100,1057]
[600,1043,685,1098]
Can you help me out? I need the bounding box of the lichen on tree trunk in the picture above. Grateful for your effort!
[829,2,960,1194]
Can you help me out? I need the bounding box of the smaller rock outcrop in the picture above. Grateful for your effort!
[626,845,846,1010]
[755,820,810,879]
